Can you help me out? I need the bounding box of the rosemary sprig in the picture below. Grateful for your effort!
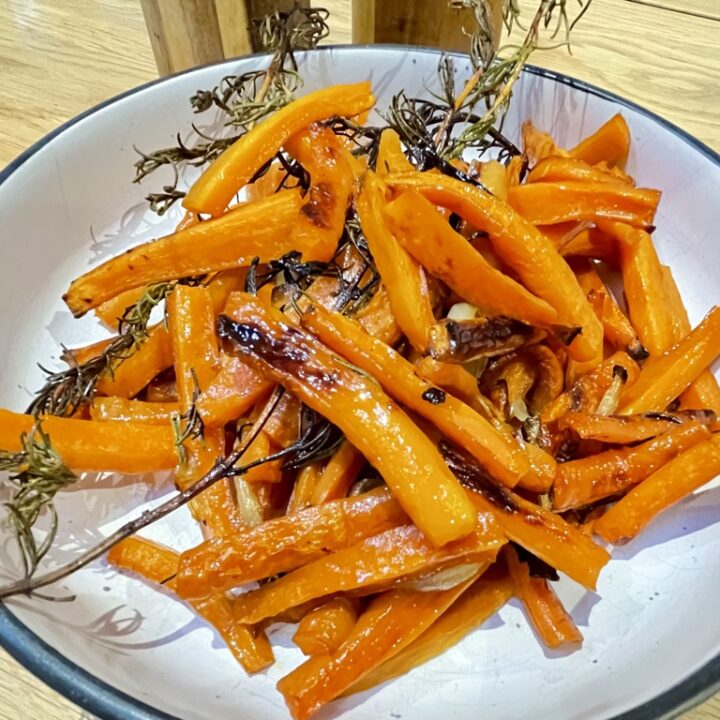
[1,425,77,580]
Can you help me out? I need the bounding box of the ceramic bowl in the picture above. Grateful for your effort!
[0,46,718,720]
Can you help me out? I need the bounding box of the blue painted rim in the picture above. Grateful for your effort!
[0,44,718,720]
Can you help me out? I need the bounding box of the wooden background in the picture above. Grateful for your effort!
[0,0,718,718]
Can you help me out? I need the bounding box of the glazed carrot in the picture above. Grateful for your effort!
[64,190,303,316]
[619,307,720,415]
[245,162,292,201]
[376,128,414,175]
[174,488,409,599]
[524,344,565,414]
[293,598,357,656]
[233,521,503,625]
[89,397,177,424]
[183,82,375,216]
[287,462,323,513]
[168,285,238,536]
[528,156,633,186]
[221,293,477,546]
[284,125,355,261]
[242,431,283,484]
[354,284,402,345]
[507,182,659,228]
[63,336,113,366]
[348,567,513,694]
[557,410,717,444]
[386,174,603,363]
[301,303,529,487]
[383,190,557,327]
[552,422,711,511]
[277,570,484,720]
[442,446,609,589]
[311,441,365,505]
[661,265,720,413]
[505,546,582,648]
[0,409,176,473]
[594,434,720,544]
[519,443,557,494]
[506,154,526,186]
[479,160,509,201]
[95,287,145,328]
[356,172,435,351]
[599,221,672,356]
[521,120,568,165]
[145,374,178,403]
[262,391,302,448]
[108,537,274,673]
[571,257,647,359]
[559,226,617,262]
[569,113,630,167]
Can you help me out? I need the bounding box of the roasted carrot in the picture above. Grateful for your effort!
[174,488,408,599]
[479,160,509,200]
[353,283,402,345]
[311,441,365,505]
[619,307,720,415]
[262,391,302,449]
[64,190,303,316]
[376,128,414,175]
[386,174,603,363]
[507,182,659,228]
[0,410,176,474]
[524,344,565,414]
[89,397,177,425]
[383,189,558,327]
[528,156,633,186]
[356,171,435,351]
[287,462,323,513]
[569,113,630,167]
[277,570,484,720]
[293,598,357,656]
[221,293,477,546]
[183,82,375,216]
[348,567,513,694]
[505,546,583,648]
[242,431,283,484]
[301,303,529,487]
[95,287,145,328]
[552,422,711,511]
[108,537,274,673]
[522,120,568,165]
[559,226,617,262]
[594,434,720,544]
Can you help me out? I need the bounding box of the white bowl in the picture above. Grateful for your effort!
[0,45,719,720]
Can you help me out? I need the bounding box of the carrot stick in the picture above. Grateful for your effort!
[505,546,583,648]
[0,410,176,474]
[301,303,529,487]
[174,488,409,599]
[559,226,617,262]
[594,434,720,544]
[89,397,177,424]
[287,462,323,513]
[347,567,513,694]
[507,182,659,228]
[262,391,302,448]
[569,113,630,167]
[277,570,483,720]
[353,283,402,345]
[184,82,375,216]
[64,190,303,316]
[221,292,477,546]
[293,598,357,656]
[356,172,436,352]
[386,174,603,363]
[383,189,557,327]
[619,307,720,415]
[311,441,365,504]
[376,128,414,176]
[108,537,274,673]
[241,431,283,483]
[95,287,145,328]
[528,156,633,186]
[552,422,711,511]
[521,120,568,165]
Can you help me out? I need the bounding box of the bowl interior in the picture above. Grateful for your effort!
[0,46,719,720]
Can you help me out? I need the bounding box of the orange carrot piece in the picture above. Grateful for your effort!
[376,128,414,175]
[552,422,711,511]
[261,391,302,449]
[108,537,274,673]
[89,397,177,424]
[293,598,357,656]
[222,292,477,546]
[559,226,617,262]
[301,304,529,487]
[507,182,659,228]
[0,410,176,474]
[242,431,283,483]
[521,120,568,165]
[311,441,365,505]
[64,190,303,316]
[174,488,408,599]
[386,173,603,363]
[505,546,583,648]
[184,82,375,216]
[619,307,720,415]
[528,156,633,186]
[479,160,509,201]
[354,284,402,345]
[95,287,145,328]
[569,113,630,167]
[357,172,436,351]
[383,189,557,327]
[287,462,323,513]
[277,571,483,720]
[594,434,720,544]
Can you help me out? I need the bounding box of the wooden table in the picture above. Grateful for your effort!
[0,1,718,718]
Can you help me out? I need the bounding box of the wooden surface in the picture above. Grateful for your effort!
[0,1,719,719]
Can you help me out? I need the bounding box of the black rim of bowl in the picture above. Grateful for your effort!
[0,44,718,720]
